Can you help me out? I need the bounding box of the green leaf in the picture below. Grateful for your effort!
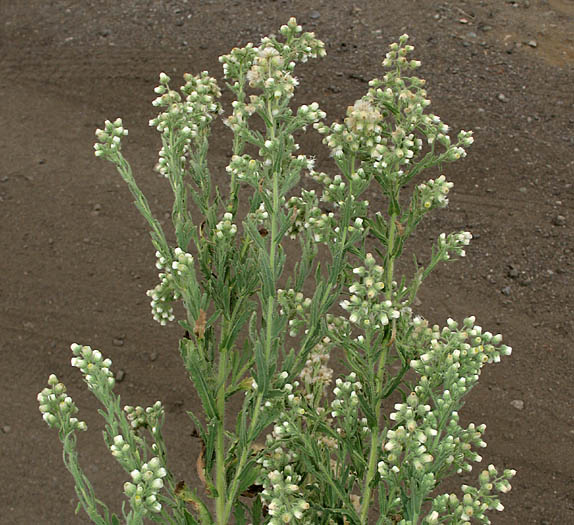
[251,496,263,525]
[233,502,247,525]
[181,339,217,420]
[237,458,261,495]
[204,419,217,476]
[388,191,401,217]
[183,509,199,525]
[253,339,269,395]
[244,220,267,254]
[258,250,275,301]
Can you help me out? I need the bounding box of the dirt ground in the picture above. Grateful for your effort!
[1,0,573,523]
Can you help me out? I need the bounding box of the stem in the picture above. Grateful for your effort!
[360,195,399,524]
[222,95,280,524]
[215,329,228,524]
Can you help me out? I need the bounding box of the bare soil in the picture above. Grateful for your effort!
[1,1,573,523]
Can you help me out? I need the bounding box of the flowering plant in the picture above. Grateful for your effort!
[38,18,515,525]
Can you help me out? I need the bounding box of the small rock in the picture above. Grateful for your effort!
[467,32,477,39]
[0,176,8,183]
[113,337,124,347]
[480,25,493,32]
[501,286,512,296]
[149,351,159,362]
[462,41,471,48]
[510,399,524,410]
[433,13,440,20]
[2,425,11,433]
[309,10,321,19]
[38,159,46,165]
[497,93,509,103]
[508,266,520,278]
[519,187,527,193]
[115,369,126,382]
[552,215,566,226]
[348,73,368,83]
[98,29,112,37]
[459,18,469,24]
[93,203,102,212]
[327,85,341,93]
[527,40,537,48]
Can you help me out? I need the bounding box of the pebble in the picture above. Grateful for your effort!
[510,399,524,410]
[480,25,493,32]
[113,337,124,347]
[508,266,520,278]
[497,93,509,103]
[2,425,11,434]
[527,40,537,48]
[501,286,512,296]
[115,369,126,382]
[552,215,566,226]
[309,10,320,19]
[149,351,158,362]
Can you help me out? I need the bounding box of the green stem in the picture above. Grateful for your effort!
[215,336,228,524]
[360,199,398,523]
[222,95,280,524]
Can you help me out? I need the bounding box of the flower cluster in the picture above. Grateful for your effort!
[340,253,401,328]
[248,202,269,225]
[437,230,473,260]
[123,457,167,515]
[70,343,115,392]
[382,393,435,470]
[261,467,310,525]
[277,288,313,336]
[330,373,363,435]
[426,465,516,523]
[299,336,334,395]
[110,434,131,460]
[417,174,454,210]
[410,316,512,378]
[214,212,238,241]
[149,71,222,177]
[38,374,87,432]
[226,154,262,187]
[147,248,194,325]
[124,401,164,431]
[146,273,178,325]
[285,190,326,242]
[314,34,472,190]
[94,118,128,158]
[150,71,221,134]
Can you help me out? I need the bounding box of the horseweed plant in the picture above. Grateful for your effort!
[39,18,515,525]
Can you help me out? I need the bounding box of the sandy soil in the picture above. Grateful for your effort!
[1,0,573,523]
